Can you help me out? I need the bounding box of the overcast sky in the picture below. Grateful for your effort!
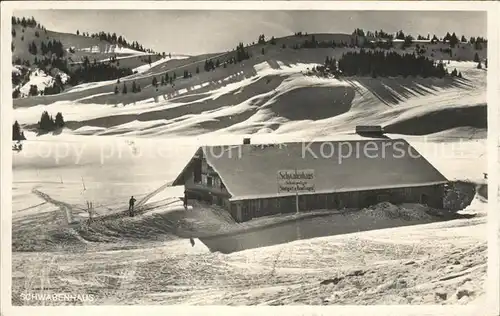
[17,10,487,55]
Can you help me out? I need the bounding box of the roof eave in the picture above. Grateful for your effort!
[169,147,203,187]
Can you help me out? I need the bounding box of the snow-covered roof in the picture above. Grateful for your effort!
[171,139,448,201]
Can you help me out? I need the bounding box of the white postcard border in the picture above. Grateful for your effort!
[1,2,498,316]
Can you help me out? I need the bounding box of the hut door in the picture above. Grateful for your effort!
[236,203,243,222]
[299,195,306,211]
[420,194,429,205]
[377,194,390,203]
[334,196,343,209]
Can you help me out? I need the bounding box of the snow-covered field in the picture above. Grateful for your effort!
[77,44,145,55]
[10,58,489,306]
[132,55,190,74]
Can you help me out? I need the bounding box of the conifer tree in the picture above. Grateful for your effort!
[473,52,480,63]
[12,121,23,141]
[449,32,459,48]
[402,35,414,49]
[38,111,55,131]
[12,88,21,99]
[55,112,65,128]
[29,85,38,96]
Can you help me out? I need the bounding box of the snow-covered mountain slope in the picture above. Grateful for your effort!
[12,31,487,107]
[14,60,486,139]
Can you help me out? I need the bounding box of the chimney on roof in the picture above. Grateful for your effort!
[355,125,385,137]
[243,138,251,145]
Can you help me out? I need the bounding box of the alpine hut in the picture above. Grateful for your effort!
[170,138,448,223]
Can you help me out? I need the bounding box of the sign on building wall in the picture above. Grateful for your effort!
[277,169,315,194]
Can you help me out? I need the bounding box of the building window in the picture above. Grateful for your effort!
[421,194,429,205]
[217,177,223,189]
[193,159,202,183]
[404,187,412,196]
[207,176,213,187]
[377,194,390,203]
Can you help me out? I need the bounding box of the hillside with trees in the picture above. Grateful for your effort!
[318,50,455,78]
[81,30,158,54]
[11,15,164,98]
[12,21,487,103]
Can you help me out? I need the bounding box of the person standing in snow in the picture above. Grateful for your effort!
[190,237,195,247]
[129,196,136,217]
[183,190,188,209]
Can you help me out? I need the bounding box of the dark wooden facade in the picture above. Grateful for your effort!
[227,184,445,222]
[185,175,445,223]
